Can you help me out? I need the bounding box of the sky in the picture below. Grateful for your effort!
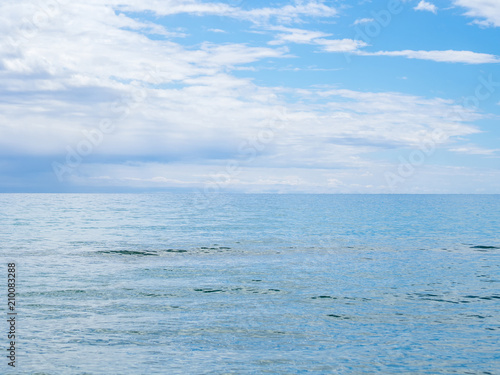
[1,0,499,193]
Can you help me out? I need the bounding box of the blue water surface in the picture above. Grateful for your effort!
[0,194,499,374]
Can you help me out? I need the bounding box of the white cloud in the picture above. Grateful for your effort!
[358,49,500,64]
[269,27,497,64]
[241,1,338,23]
[268,26,366,52]
[0,0,496,193]
[353,18,374,25]
[69,161,500,193]
[268,26,332,45]
[0,1,292,161]
[414,1,437,14]
[455,0,500,27]
[316,38,368,52]
[0,3,289,86]
[110,0,338,24]
[449,145,499,155]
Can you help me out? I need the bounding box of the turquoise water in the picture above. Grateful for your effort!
[1,194,499,374]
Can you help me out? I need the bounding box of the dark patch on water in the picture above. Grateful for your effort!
[408,293,460,304]
[192,286,283,295]
[312,295,337,299]
[466,315,487,319]
[327,314,350,320]
[409,292,500,305]
[98,250,159,256]
[415,293,440,297]
[470,245,500,250]
[97,248,191,256]
[311,296,371,303]
[22,289,87,297]
[194,288,223,293]
[464,295,500,300]
[139,292,162,297]
[198,245,233,254]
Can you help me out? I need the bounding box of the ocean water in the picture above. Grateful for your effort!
[1,194,499,374]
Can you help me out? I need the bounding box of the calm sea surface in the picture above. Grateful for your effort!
[1,194,499,374]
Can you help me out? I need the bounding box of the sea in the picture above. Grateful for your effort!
[1,194,499,374]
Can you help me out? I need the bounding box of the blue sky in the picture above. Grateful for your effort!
[1,0,499,193]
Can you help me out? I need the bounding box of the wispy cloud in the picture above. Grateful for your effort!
[266,26,497,64]
[315,38,368,53]
[449,145,499,155]
[353,17,374,25]
[357,49,500,64]
[414,0,437,14]
[112,0,338,24]
[208,28,226,33]
[268,26,366,52]
[454,0,500,27]
[268,26,332,45]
